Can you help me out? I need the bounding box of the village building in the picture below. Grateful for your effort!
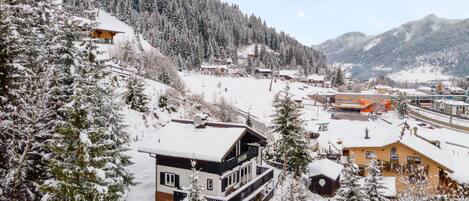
[200,65,229,76]
[91,28,124,44]
[138,116,274,201]
[375,85,393,94]
[305,74,326,86]
[432,99,469,117]
[254,68,273,78]
[342,129,456,194]
[333,92,392,113]
[447,86,466,95]
[417,86,434,94]
[308,159,343,197]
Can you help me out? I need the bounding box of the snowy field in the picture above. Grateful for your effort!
[180,72,336,123]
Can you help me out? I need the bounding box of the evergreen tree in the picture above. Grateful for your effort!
[397,93,408,119]
[364,157,388,201]
[183,160,206,201]
[213,96,238,123]
[274,173,309,201]
[268,86,311,176]
[333,67,345,87]
[336,159,364,201]
[43,15,133,200]
[124,75,149,112]
[398,165,431,201]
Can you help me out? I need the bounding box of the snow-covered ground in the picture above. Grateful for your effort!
[180,73,469,183]
[388,65,452,82]
[408,104,469,127]
[180,72,336,123]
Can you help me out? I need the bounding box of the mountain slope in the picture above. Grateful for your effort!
[316,14,469,81]
[98,0,326,74]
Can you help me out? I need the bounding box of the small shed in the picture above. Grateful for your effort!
[308,159,343,197]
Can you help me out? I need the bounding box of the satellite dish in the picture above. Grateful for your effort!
[193,114,208,128]
[319,179,326,187]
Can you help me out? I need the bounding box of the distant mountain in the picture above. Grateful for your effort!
[315,14,469,82]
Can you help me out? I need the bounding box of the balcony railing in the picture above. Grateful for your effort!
[220,147,258,172]
[382,162,429,175]
[174,167,274,201]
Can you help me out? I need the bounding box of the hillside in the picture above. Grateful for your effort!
[97,0,326,74]
[315,14,469,81]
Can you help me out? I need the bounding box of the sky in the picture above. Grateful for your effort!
[222,0,469,46]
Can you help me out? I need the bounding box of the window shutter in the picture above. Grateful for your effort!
[175,174,180,188]
[160,172,165,185]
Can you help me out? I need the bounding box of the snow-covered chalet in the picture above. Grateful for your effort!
[138,115,274,201]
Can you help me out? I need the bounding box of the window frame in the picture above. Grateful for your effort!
[207,179,213,191]
[164,172,176,187]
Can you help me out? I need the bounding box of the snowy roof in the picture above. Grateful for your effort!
[255,68,272,73]
[138,119,266,162]
[278,70,299,78]
[307,74,325,81]
[73,16,124,33]
[375,85,392,89]
[434,99,469,106]
[343,128,454,172]
[308,159,343,179]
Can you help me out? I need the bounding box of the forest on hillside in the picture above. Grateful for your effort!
[97,0,327,75]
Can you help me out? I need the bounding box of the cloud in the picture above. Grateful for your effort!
[297,9,306,18]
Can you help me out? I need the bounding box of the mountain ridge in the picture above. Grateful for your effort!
[316,14,469,81]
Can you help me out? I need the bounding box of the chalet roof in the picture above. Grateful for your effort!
[307,74,325,81]
[73,16,124,34]
[255,68,272,73]
[308,159,343,179]
[138,119,266,162]
[343,127,454,172]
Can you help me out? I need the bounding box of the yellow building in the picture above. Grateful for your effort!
[343,132,455,194]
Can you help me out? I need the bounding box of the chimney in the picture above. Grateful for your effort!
[365,127,370,139]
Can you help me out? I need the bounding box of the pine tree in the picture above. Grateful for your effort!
[43,14,133,200]
[183,160,206,201]
[268,86,312,176]
[333,67,345,87]
[364,158,388,201]
[398,165,431,201]
[397,93,407,119]
[124,75,149,112]
[336,159,364,201]
[0,0,69,199]
[274,173,309,201]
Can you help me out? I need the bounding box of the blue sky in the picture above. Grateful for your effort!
[222,0,469,45]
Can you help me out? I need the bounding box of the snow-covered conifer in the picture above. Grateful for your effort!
[267,86,311,176]
[336,159,364,201]
[124,75,149,112]
[364,157,388,201]
[184,160,206,201]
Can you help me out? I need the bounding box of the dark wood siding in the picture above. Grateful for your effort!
[156,154,223,174]
[309,174,340,197]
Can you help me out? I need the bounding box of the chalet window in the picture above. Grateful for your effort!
[365,151,375,159]
[390,147,399,162]
[240,164,251,184]
[163,172,176,187]
[207,179,213,190]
